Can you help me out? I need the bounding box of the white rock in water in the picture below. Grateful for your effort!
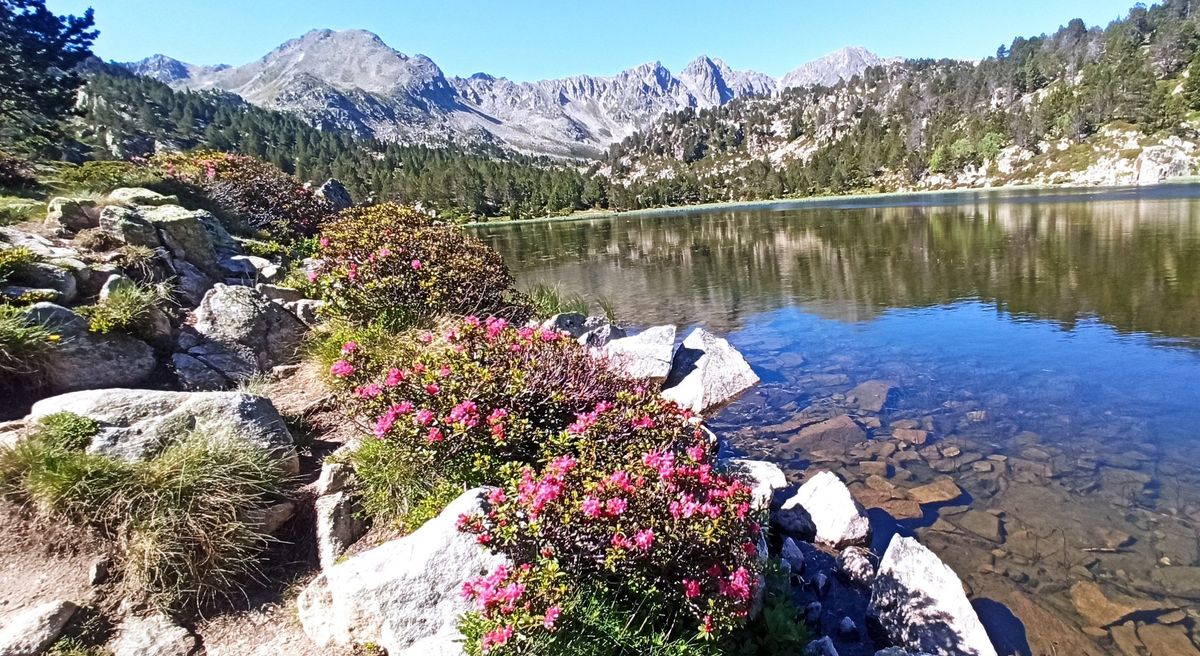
[870,535,997,656]
[780,470,870,548]
[661,327,759,415]
[602,325,676,381]
[0,601,77,656]
[297,487,510,655]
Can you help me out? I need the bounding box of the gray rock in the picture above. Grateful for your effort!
[29,389,299,473]
[316,491,369,569]
[2,284,63,303]
[183,339,259,384]
[839,616,859,639]
[255,283,305,304]
[89,557,112,585]
[805,636,840,656]
[603,325,676,381]
[284,299,325,327]
[246,500,297,535]
[315,178,353,210]
[541,312,589,337]
[193,284,307,372]
[0,600,78,656]
[45,197,99,232]
[723,458,787,510]
[837,546,878,586]
[98,273,135,301]
[779,471,870,548]
[10,262,77,304]
[661,327,760,415]
[297,488,510,655]
[141,206,220,277]
[870,535,997,656]
[172,352,231,390]
[316,462,356,496]
[98,205,160,248]
[109,613,197,656]
[781,537,806,572]
[775,501,818,541]
[170,258,211,307]
[578,322,626,348]
[108,187,179,207]
[850,380,896,413]
[0,227,78,259]
[21,303,156,393]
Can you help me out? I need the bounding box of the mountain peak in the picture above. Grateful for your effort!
[779,47,892,90]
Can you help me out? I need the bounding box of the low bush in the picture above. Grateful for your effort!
[0,246,39,283]
[0,420,291,610]
[0,202,42,227]
[313,203,524,330]
[57,160,162,193]
[77,281,169,338]
[0,304,59,375]
[112,244,161,281]
[73,227,122,253]
[151,150,335,241]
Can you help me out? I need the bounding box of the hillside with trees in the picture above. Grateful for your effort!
[602,1,1200,208]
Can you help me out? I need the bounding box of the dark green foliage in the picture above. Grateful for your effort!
[79,69,600,221]
[0,0,96,154]
[33,412,99,451]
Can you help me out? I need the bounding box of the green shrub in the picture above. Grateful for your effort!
[0,246,39,283]
[314,203,524,330]
[0,202,42,227]
[0,426,291,610]
[34,412,100,451]
[525,283,589,319]
[240,238,288,260]
[0,304,59,375]
[57,160,162,193]
[151,150,335,241]
[77,282,169,338]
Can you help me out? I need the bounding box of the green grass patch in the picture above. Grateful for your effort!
[0,304,59,375]
[0,418,292,610]
[525,283,589,318]
[77,281,169,338]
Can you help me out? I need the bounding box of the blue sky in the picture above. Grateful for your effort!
[49,0,1140,81]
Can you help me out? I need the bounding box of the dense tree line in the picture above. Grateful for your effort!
[604,0,1200,208]
[79,67,601,221]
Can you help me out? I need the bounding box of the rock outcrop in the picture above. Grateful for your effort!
[778,471,870,548]
[0,600,78,656]
[180,284,307,386]
[661,327,760,414]
[870,535,997,656]
[603,325,676,381]
[297,487,509,655]
[23,303,156,394]
[29,389,299,473]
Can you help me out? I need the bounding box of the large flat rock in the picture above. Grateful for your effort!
[661,327,759,415]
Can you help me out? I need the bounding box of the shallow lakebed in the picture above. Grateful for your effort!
[476,186,1200,654]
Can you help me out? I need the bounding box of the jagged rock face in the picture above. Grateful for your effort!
[123,31,891,158]
[779,46,894,90]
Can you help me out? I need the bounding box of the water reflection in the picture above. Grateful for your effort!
[478,187,1200,344]
[478,186,1200,654]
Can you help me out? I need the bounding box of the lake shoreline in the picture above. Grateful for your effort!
[470,178,1200,228]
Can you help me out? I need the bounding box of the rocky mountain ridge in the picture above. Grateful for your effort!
[122,29,897,158]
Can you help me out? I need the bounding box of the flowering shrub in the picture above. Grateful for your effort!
[326,316,629,521]
[151,150,335,241]
[311,203,524,330]
[328,316,766,652]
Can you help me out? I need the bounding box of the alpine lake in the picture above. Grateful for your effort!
[474,186,1200,655]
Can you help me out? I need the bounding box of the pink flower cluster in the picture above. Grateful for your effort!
[515,455,576,521]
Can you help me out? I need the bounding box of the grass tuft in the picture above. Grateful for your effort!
[77,281,170,338]
[525,283,589,319]
[0,304,60,375]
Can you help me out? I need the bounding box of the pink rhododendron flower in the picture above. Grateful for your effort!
[385,368,407,386]
[378,247,391,257]
[438,365,452,377]
[605,497,627,516]
[353,383,382,399]
[414,409,434,426]
[329,359,354,377]
[543,606,561,629]
[425,383,441,395]
[319,237,330,247]
[488,488,506,505]
[463,315,481,327]
[306,269,318,283]
[411,259,422,270]
[347,262,358,281]
[419,332,434,344]
[581,496,602,518]
[426,427,444,443]
[633,528,655,551]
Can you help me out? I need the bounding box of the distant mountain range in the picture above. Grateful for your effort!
[122,30,898,158]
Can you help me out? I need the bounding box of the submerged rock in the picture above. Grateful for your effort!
[908,477,964,505]
[29,389,298,473]
[870,535,997,656]
[661,327,760,415]
[849,380,896,413]
[297,487,510,655]
[797,415,866,445]
[779,471,870,548]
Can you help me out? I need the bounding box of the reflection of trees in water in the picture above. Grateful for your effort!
[478,196,1200,340]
